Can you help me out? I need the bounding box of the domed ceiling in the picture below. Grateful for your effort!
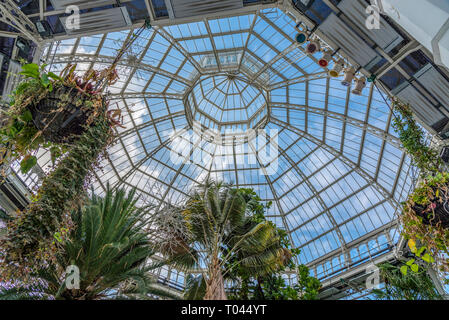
[22,7,416,280]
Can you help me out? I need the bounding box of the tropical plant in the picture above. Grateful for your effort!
[0,63,121,174]
[228,250,320,300]
[391,98,449,275]
[391,98,441,174]
[224,189,320,300]
[372,262,442,300]
[246,264,320,300]
[154,181,292,300]
[0,61,124,279]
[401,173,449,273]
[0,186,176,300]
[183,274,207,300]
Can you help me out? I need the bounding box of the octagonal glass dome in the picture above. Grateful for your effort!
[186,73,268,133]
[22,7,415,281]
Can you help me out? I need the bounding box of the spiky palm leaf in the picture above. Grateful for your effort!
[0,186,174,300]
[183,274,207,300]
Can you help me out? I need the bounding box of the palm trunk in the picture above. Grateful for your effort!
[204,258,227,300]
[256,277,265,300]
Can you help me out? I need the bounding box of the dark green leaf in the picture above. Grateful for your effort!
[20,155,37,174]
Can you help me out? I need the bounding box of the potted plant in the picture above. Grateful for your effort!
[407,173,449,228]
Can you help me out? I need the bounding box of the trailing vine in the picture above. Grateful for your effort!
[0,22,151,282]
[0,62,122,280]
[0,109,113,280]
[391,98,449,276]
[391,97,441,175]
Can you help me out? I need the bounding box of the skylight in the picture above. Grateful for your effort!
[33,7,413,280]
[186,73,268,133]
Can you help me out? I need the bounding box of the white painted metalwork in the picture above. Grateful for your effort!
[6,3,417,293]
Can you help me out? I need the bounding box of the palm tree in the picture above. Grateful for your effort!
[155,181,291,300]
[0,186,176,300]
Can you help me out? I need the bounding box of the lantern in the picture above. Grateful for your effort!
[352,76,367,95]
[329,58,345,77]
[341,67,356,86]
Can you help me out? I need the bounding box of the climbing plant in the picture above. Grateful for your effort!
[0,102,114,281]
[391,98,449,276]
[391,97,441,174]
[0,63,120,175]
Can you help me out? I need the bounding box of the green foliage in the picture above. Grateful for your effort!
[0,63,117,174]
[184,274,207,300]
[229,263,320,300]
[223,188,320,301]
[372,262,442,300]
[391,98,441,174]
[410,172,449,206]
[19,154,37,174]
[19,63,59,92]
[0,186,175,300]
[251,275,298,300]
[1,64,70,173]
[296,264,321,300]
[158,182,293,300]
[401,173,449,273]
[391,98,449,275]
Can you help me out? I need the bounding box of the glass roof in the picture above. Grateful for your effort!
[33,7,416,278]
[187,73,268,133]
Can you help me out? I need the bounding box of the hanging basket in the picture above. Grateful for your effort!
[413,201,449,229]
[28,85,94,144]
[412,182,449,229]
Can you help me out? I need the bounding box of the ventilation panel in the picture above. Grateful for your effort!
[337,0,403,52]
[49,0,113,10]
[415,64,449,113]
[393,81,446,129]
[319,13,380,68]
[2,60,22,103]
[59,7,132,36]
[166,0,243,19]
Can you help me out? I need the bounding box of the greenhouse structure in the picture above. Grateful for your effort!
[0,0,449,301]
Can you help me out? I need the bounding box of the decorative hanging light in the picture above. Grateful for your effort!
[367,74,377,83]
[306,39,321,55]
[329,58,345,77]
[296,32,307,44]
[318,50,333,68]
[341,67,356,86]
[294,23,308,44]
[352,76,367,95]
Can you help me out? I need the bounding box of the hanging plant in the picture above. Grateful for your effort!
[391,98,449,274]
[0,63,122,280]
[401,173,449,273]
[391,97,442,174]
[0,22,152,281]
[0,63,121,174]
